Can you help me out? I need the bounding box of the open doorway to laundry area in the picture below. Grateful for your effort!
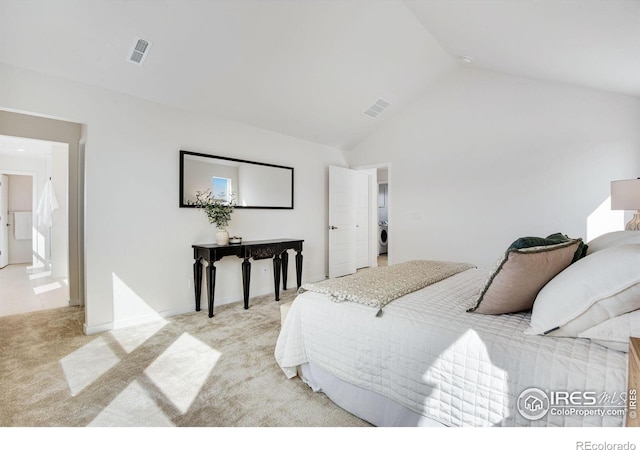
[328,163,391,278]
[0,135,70,317]
[377,166,389,267]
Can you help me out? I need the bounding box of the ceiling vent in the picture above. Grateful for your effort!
[363,98,391,118]
[128,37,152,65]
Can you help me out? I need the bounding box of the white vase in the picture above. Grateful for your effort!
[216,229,229,246]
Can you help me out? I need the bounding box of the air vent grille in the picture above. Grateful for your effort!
[363,98,391,118]
[128,38,152,65]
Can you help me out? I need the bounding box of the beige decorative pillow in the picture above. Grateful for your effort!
[468,240,581,315]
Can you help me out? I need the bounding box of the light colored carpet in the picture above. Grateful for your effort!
[0,289,371,427]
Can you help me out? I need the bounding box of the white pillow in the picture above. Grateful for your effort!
[544,282,640,337]
[526,243,640,336]
[578,309,640,352]
[586,230,640,254]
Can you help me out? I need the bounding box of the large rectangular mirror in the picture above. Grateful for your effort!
[180,150,294,209]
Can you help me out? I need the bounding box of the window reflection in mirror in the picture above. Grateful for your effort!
[212,176,232,202]
[180,151,294,209]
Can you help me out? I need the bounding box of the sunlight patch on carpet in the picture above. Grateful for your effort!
[88,380,175,427]
[60,336,120,396]
[144,333,221,414]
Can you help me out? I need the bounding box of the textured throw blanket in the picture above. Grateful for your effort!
[299,260,475,315]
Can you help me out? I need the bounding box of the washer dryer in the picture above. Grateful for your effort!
[378,221,388,255]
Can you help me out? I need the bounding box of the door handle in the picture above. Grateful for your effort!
[329,226,338,230]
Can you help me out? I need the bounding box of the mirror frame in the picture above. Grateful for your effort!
[179,150,294,209]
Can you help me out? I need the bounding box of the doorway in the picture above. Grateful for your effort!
[377,166,389,267]
[328,164,391,278]
[0,135,70,317]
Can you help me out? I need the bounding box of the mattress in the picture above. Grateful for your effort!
[275,268,628,427]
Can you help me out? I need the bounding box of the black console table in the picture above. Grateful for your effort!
[192,239,303,317]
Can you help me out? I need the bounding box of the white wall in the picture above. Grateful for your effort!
[0,63,347,333]
[348,68,640,268]
[378,184,388,223]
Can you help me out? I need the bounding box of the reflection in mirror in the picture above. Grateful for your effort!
[180,151,294,209]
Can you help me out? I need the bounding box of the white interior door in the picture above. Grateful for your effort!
[0,174,8,268]
[329,166,357,278]
[355,171,369,269]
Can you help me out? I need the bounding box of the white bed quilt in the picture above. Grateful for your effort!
[275,268,628,427]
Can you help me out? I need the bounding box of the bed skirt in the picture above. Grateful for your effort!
[299,362,446,427]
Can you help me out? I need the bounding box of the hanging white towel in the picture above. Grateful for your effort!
[36,179,59,228]
[13,212,32,240]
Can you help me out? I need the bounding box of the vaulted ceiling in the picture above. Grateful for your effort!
[1,0,638,150]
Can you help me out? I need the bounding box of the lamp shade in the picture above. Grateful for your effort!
[611,179,640,210]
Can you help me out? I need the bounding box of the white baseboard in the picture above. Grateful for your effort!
[81,271,324,335]
[83,322,113,335]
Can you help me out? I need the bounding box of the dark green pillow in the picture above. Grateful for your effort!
[509,233,587,263]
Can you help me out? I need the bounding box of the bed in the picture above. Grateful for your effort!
[275,231,640,427]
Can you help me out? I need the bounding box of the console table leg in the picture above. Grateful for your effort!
[273,254,282,301]
[281,251,289,290]
[193,258,203,312]
[295,250,303,290]
[242,258,251,309]
[206,262,216,318]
